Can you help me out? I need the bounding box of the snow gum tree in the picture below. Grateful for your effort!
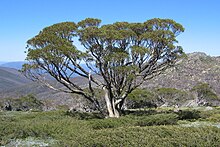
[22,18,184,117]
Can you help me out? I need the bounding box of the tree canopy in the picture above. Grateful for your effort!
[22,18,184,117]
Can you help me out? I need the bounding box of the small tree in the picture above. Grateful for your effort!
[22,18,184,117]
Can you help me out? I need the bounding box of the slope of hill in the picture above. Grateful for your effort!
[0,67,31,90]
[143,52,220,94]
[0,77,86,110]
[0,52,220,108]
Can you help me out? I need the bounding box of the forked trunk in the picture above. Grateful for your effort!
[103,87,120,118]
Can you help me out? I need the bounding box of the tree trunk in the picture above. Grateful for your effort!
[103,87,120,118]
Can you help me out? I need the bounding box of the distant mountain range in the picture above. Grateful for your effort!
[0,61,26,70]
[0,62,6,65]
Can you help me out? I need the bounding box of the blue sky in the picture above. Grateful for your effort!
[0,0,220,61]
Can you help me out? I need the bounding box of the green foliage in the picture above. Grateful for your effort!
[1,109,220,146]
[124,109,158,116]
[90,118,129,130]
[199,107,220,122]
[156,87,181,94]
[135,113,178,126]
[155,87,187,99]
[78,18,101,28]
[22,18,185,117]
[191,83,219,100]
[65,111,103,120]
[155,87,190,106]
[207,113,220,122]
[1,95,44,111]
[128,89,155,101]
[66,110,178,129]
[19,95,44,110]
[127,88,191,108]
[177,110,201,120]
[127,89,157,109]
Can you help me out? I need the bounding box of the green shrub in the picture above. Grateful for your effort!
[65,111,103,120]
[199,108,220,122]
[1,95,44,111]
[155,87,190,106]
[199,109,216,120]
[91,119,121,129]
[207,114,220,122]
[191,83,219,100]
[124,109,157,116]
[1,110,220,146]
[177,110,201,120]
[135,113,178,126]
[71,126,220,147]
[90,113,179,129]
[127,88,157,109]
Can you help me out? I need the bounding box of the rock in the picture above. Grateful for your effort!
[160,102,169,107]
[174,104,180,112]
[204,106,213,111]
[4,102,12,111]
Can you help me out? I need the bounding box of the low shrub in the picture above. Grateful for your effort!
[90,113,179,129]
[177,110,201,120]
[135,113,178,127]
[124,109,157,116]
[69,126,220,147]
[207,114,220,122]
[1,110,220,146]
[65,110,103,120]
[1,95,44,111]
[199,108,220,121]
[91,118,122,130]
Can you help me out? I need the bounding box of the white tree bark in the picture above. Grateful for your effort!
[103,87,120,118]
